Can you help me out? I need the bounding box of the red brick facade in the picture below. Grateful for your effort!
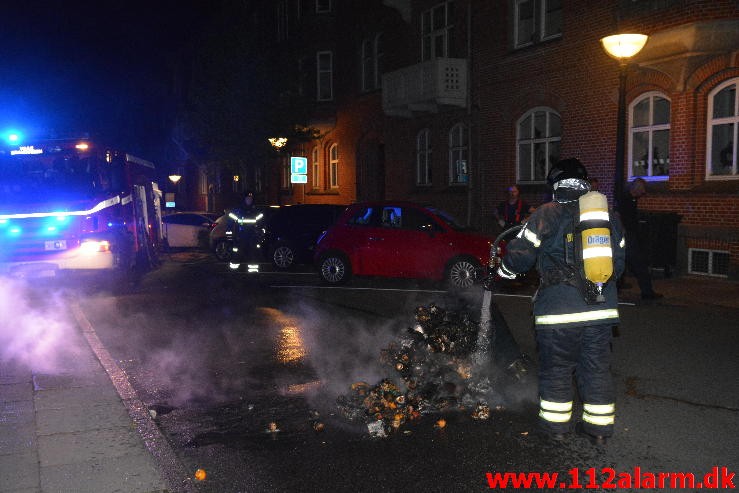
[225,0,739,279]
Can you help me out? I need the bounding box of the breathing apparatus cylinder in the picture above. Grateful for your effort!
[577,191,613,302]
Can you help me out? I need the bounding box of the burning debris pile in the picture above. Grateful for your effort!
[337,303,499,437]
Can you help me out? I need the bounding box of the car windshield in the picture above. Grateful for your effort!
[424,206,470,231]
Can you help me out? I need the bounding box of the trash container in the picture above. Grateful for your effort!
[639,211,682,277]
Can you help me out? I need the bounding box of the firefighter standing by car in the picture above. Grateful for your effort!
[496,158,626,445]
[227,191,261,267]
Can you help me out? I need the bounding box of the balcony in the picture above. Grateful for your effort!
[382,58,467,117]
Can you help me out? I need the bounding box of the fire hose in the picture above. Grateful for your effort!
[473,224,525,369]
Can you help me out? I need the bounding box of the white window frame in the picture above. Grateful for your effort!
[449,123,468,185]
[628,91,671,181]
[416,129,432,186]
[329,143,339,188]
[421,1,454,61]
[706,78,739,180]
[317,51,333,101]
[316,0,332,14]
[514,0,562,49]
[311,146,321,190]
[516,107,561,183]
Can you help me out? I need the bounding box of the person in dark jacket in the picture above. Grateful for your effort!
[495,184,535,230]
[497,158,626,445]
[615,178,663,300]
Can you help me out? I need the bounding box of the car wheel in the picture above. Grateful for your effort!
[272,244,295,269]
[446,257,480,290]
[214,240,232,262]
[319,252,351,285]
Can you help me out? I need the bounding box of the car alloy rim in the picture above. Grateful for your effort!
[321,256,345,283]
[273,246,294,268]
[449,260,477,288]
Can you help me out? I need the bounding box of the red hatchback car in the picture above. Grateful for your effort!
[314,201,493,289]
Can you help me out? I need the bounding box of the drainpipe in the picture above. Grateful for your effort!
[466,3,474,226]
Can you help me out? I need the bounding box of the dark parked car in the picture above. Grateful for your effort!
[256,204,346,269]
[314,201,493,289]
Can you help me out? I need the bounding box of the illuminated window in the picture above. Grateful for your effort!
[514,0,561,49]
[317,51,333,101]
[629,92,670,179]
[517,107,561,183]
[312,146,321,189]
[416,129,432,185]
[421,1,455,61]
[706,78,738,178]
[329,144,339,188]
[449,123,468,185]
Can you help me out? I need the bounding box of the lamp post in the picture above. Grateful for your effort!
[267,137,288,204]
[167,174,182,210]
[600,33,648,200]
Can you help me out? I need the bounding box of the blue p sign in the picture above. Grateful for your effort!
[291,156,308,175]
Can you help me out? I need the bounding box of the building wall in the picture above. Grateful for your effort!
[250,0,739,278]
[468,0,739,278]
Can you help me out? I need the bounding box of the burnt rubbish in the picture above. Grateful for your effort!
[337,303,506,436]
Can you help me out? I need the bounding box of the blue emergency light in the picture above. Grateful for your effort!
[2,130,23,145]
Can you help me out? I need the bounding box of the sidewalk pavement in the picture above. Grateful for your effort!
[1,270,736,493]
[0,299,196,493]
[617,272,739,309]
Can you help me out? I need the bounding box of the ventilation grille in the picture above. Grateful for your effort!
[689,249,729,277]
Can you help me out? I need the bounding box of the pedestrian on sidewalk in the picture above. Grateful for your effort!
[615,178,663,300]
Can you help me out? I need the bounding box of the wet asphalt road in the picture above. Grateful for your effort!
[71,252,738,492]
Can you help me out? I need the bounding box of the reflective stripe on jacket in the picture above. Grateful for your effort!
[499,200,626,329]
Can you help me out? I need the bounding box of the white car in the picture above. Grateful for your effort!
[162,212,218,249]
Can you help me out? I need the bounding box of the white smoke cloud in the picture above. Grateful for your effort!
[0,276,82,373]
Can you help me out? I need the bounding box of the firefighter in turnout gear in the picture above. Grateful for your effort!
[227,191,262,267]
[497,158,626,445]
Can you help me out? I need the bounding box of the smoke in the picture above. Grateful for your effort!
[0,276,83,373]
[295,300,401,401]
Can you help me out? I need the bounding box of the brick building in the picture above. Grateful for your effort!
[198,0,738,279]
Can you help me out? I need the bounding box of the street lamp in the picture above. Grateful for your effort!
[168,174,182,185]
[600,33,648,199]
[267,137,288,149]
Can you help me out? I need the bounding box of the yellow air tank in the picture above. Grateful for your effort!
[578,191,613,300]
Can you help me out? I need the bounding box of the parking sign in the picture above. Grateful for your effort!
[291,156,308,175]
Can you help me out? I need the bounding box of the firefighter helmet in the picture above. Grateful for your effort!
[547,158,589,187]
[549,158,590,203]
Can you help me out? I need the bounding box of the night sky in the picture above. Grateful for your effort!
[1,1,214,156]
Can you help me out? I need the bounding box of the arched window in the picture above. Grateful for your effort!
[517,108,561,183]
[416,129,432,185]
[629,92,670,179]
[707,78,738,178]
[449,123,468,185]
[311,146,321,189]
[329,143,339,188]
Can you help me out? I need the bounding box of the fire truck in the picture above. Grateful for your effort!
[0,135,164,278]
